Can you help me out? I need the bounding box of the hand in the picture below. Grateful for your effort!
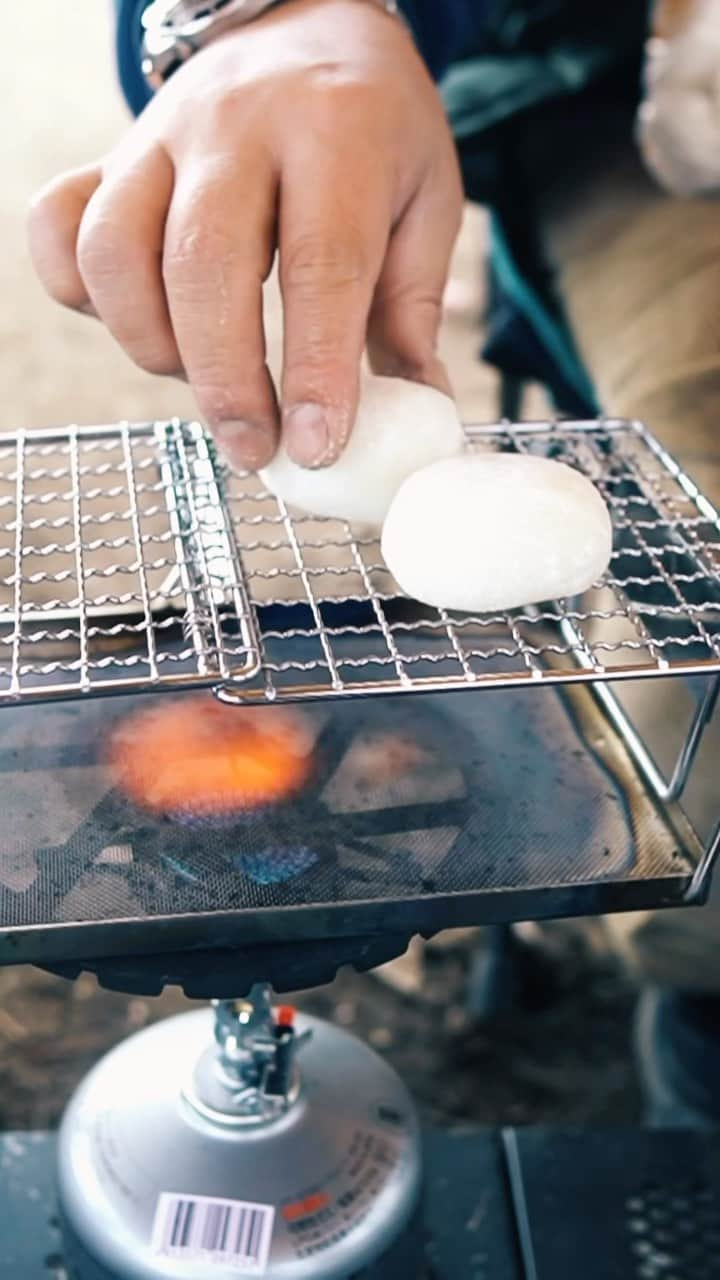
[638,0,720,196]
[28,0,463,470]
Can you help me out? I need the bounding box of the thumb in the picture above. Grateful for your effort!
[367,178,462,396]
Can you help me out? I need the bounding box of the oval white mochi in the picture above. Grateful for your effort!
[260,374,465,526]
[381,453,613,613]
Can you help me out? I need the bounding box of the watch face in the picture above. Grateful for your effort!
[141,0,335,90]
[144,0,275,42]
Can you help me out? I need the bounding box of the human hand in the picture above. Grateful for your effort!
[638,0,720,195]
[28,0,463,470]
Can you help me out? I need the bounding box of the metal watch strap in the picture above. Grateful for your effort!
[141,0,403,91]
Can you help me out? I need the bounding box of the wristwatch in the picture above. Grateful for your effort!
[141,0,401,91]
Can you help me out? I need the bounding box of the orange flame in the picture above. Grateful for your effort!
[107,698,315,820]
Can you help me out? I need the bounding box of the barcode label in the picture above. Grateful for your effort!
[151,1192,275,1273]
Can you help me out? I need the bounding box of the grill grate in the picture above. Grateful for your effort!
[0,421,259,702]
[1,417,719,706]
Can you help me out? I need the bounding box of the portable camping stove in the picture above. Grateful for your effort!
[0,416,719,1278]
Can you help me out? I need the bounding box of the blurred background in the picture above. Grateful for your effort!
[0,1,639,1133]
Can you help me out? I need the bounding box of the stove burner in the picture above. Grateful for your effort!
[141,705,468,900]
[107,700,316,822]
[235,847,320,886]
[4,696,474,915]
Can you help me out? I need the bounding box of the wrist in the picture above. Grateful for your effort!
[142,0,405,90]
[254,0,402,24]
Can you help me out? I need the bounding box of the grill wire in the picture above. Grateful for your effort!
[1,417,719,706]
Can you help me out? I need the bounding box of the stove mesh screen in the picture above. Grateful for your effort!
[0,681,700,962]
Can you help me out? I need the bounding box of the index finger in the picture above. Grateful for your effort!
[163,154,280,472]
[278,144,392,468]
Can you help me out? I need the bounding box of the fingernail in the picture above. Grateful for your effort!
[283,403,333,468]
[214,420,273,472]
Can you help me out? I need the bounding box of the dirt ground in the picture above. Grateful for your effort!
[0,930,641,1132]
[0,3,664,1133]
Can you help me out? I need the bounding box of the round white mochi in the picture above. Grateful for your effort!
[260,374,465,526]
[381,453,613,613]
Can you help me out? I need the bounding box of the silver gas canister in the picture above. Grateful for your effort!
[58,992,422,1279]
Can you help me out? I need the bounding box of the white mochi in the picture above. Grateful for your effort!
[260,374,465,526]
[381,453,613,613]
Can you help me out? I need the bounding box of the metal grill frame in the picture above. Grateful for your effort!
[1,416,719,704]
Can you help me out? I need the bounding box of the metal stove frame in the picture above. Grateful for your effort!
[0,416,718,985]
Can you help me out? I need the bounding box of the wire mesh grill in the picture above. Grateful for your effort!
[0,421,259,702]
[0,417,719,706]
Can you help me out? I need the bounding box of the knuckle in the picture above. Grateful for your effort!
[303,64,383,114]
[27,196,83,308]
[381,284,443,326]
[197,84,251,136]
[133,346,182,378]
[372,291,442,361]
[46,278,86,310]
[305,63,358,97]
[76,216,125,286]
[28,174,76,229]
[33,260,86,310]
[192,380,252,425]
[163,224,208,274]
[54,279,88,310]
[163,222,239,294]
[283,339,348,380]
[182,340,267,406]
[281,230,367,297]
